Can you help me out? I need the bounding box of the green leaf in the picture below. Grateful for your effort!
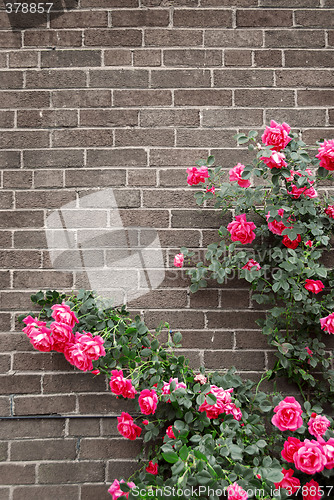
[179,445,188,461]
[194,449,208,462]
[162,451,178,464]
[173,331,182,344]
[171,459,185,476]
[206,394,217,405]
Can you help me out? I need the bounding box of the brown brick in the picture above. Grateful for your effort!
[172,209,229,228]
[24,30,82,47]
[0,375,41,394]
[80,438,142,459]
[13,230,47,249]
[224,49,252,66]
[205,29,263,47]
[265,108,326,127]
[0,314,10,332]
[0,192,14,209]
[183,330,233,349]
[113,89,172,107]
[254,49,282,67]
[53,129,113,148]
[204,350,265,371]
[164,49,222,67]
[41,49,101,68]
[0,71,22,88]
[100,418,119,436]
[13,485,79,500]
[17,110,78,128]
[9,51,38,68]
[14,395,76,415]
[0,442,8,461]
[159,168,191,186]
[265,30,325,48]
[295,10,334,27]
[329,109,334,125]
[174,9,232,27]
[23,150,84,168]
[26,69,86,89]
[0,91,50,109]
[52,89,110,108]
[0,54,7,67]
[68,417,100,437]
[115,128,174,147]
[119,209,169,227]
[140,109,199,127]
[128,289,187,308]
[0,418,65,439]
[0,232,12,249]
[13,270,73,288]
[85,29,142,47]
[202,0,257,4]
[0,355,10,374]
[78,393,136,414]
[133,49,161,66]
[144,29,202,47]
[302,128,334,143]
[277,69,334,88]
[87,148,147,167]
[235,330,268,350]
[3,170,33,188]
[297,90,334,106]
[104,49,132,66]
[214,69,273,87]
[141,228,200,247]
[128,168,157,186]
[38,462,104,484]
[260,0,319,5]
[142,0,196,4]
[237,9,292,27]
[329,31,334,47]
[0,291,35,309]
[43,373,107,393]
[151,69,210,88]
[112,9,169,27]
[0,31,21,48]
[0,250,41,269]
[0,464,35,485]
[91,68,149,88]
[174,89,232,106]
[81,484,117,500]
[188,289,219,309]
[80,109,138,127]
[235,89,295,107]
[284,51,334,68]
[82,0,138,5]
[145,310,205,329]
[16,190,76,209]
[0,131,49,149]
[11,439,77,461]
[0,211,44,229]
[0,152,20,168]
[0,271,10,288]
[0,12,46,30]
[202,108,263,127]
[150,148,208,167]
[177,129,236,147]
[12,352,73,372]
[207,310,265,329]
[65,169,125,187]
[51,11,108,28]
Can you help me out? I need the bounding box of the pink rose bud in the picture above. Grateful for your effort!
[142,419,149,425]
[304,279,325,294]
[194,373,207,385]
[305,240,313,247]
[174,253,184,268]
[145,460,158,475]
[166,425,175,439]
[91,369,100,375]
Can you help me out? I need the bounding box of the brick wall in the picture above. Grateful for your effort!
[0,0,333,496]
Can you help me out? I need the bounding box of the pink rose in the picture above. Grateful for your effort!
[321,437,334,469]
[145,461,158,475]
[227,482,248,500]
[199,399,225,419]
[64,343,93,371]
[302,479,322,500]
[266,209,290,236]
[325,205,334,218]
[227,214,256,245]
[108,479,135,500]
[91,369,100,375]
[282,233,301,249]
[174,253,184,268]
[223,402,242,421]
[272,396,303,431]
[281,437,302,463]
[194,373,207,384]
[261,151,287,169]
[110,370,127,396]
[305,240,313,247]
[304,279,325,294]
[75,331,105,360]
[117,412,142,441]
[261,120,291,151]
[50,321,74,352]
[161,377,186,403]
[22,316,47,338]
[305,346,313,357]
[242,259,261,271]
[51,302,79,328]
[122,379,137,399]
[316,138,334,171]
[166,425,175,439]
[308,414,330,437]
[186,166,209,186]
[320,312,334,334]
[142,419,149,425]
[229,163,251,188]
[294,439,327,474]
[28,326,53,352]
[199,385,233,419]
[138,389,158,415]
[287,169,318,199]
[274,468,300,494]
[206,185,215,194]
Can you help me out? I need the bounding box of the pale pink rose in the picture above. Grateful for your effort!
[117,412,142,441]
[51,302,79,328]
[108,479,135,500]
[145,460,158,475]
[206,185,215,194]
[49,321,74,352]
[308,414,330,437]
[302,479,322,500]
[64,343,93,371]
[227,214,256,245]
[272,396,303,431]
[242,259,261,271]
[227,482,248,500]
[261,151,287,169]
[282,233,301,249]
[75,331,105,360]
[161,378,186,403]
[223,402,242,421]
[304,279,325,294]
[229,163,251,188]
[274,468,300,494]
[174,253,184,268]
[305,240,313,247]
[320,312,334,334]
[186,166,209,186]
[194,373,207,384]
[29,326,53,352]
[261,120,291,151]
[22,316,47,338]
[294,439,327,474]
[316,138,334,171]
[321,437,334,469]
[266,209,290,236]
[138,389,158,415]
[325,205,334,218]
[281,436,302,463]
[166,425,175,439]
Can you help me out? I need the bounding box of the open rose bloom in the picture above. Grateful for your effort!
[227,214,256,245]
[272,396,303,431]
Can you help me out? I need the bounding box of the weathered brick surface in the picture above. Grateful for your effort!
[1,2,333,495]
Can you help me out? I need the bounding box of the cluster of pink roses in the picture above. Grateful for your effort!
[22,302,105,372]
[108,479,135,499]
[271,397,333,498]
[199,385,242,421]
